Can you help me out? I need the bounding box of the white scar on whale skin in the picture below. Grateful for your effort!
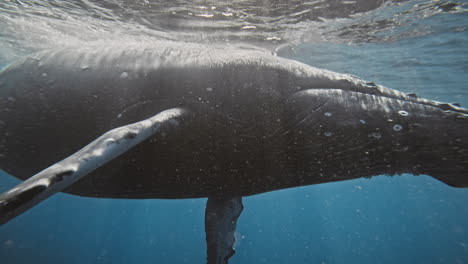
[0,108,187,225]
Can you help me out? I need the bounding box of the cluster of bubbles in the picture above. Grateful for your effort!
[321,109,408,139]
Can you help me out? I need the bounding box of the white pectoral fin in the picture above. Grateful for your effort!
[205,196,244,264]
[0,107,188,225]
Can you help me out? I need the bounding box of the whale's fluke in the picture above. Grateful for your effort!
[205,196,244,264]
[0,108,188,225]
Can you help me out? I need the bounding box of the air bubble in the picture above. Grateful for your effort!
[120,72,129,78]
[393,124,403,132]
[398,110,409,117]
[370,132,382,139]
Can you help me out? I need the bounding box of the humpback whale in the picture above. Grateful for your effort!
[0,42,467,263]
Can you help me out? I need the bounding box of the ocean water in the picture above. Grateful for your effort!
[1,1,468,263]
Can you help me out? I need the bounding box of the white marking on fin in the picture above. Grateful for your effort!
[0,107,188,225]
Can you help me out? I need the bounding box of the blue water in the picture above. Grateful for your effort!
[1,2,468,264]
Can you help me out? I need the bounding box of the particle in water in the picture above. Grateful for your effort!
[206,87,213,92]
[393,124,403,132]
[324,132,333,137]
[4,240,13,248]
[360,120,366,124]
[324,112,332,117]
[120,72,129,79]
[398,110,409,117]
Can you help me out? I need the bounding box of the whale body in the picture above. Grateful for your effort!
[0,42,467,263]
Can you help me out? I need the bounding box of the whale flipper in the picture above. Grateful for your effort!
[0,108,188,225]
[205,196,244,264]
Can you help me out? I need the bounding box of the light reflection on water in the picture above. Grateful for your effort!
[0,0,466,58]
